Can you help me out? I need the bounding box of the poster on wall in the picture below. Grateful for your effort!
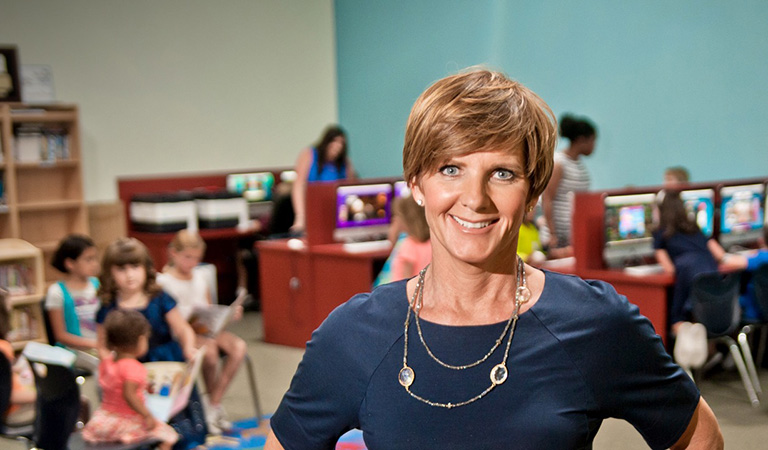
[21,65,55,104]
[0,46,22,102]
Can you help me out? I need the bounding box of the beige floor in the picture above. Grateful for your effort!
[10,311,767,449]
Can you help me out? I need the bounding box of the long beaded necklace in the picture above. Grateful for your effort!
[398,256,531,408]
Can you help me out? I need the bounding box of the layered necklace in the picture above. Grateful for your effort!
[398,256,531,408]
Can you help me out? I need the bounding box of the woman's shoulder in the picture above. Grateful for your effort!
[538,270,633,320]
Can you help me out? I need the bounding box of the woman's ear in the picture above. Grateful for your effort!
[410,179,424,207]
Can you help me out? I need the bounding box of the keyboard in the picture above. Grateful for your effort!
[342,240,392,254]
[624,264,665,276]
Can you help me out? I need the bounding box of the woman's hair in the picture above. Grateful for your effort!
[395,196,430,242]
[98,238,161,304]
[103,309,150,352]
[658,190,700,238]
[664,166,690,184]
[0,288,9,339]
[559,114,597,143]
[403,68,558,203]
[313,125,348,178]
[169,229,206,253]
[51,234,95,273]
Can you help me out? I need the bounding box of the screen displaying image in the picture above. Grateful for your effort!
[720,184,764,234]
[226,172,275,202]
[681,188,715,238]
[604,193,656,243]
[394,180,410,198]
[335,183,393,229]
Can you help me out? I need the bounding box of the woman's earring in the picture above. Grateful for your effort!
[417,199,424,206]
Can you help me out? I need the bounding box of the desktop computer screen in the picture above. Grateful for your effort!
[719,183,764,249]
[226,172,275,202]
[680,188,715,238]
[333,183,393,242]
[603,193,657,268]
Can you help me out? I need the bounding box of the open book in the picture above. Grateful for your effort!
[187,291,247,337]
[144,346,206,423]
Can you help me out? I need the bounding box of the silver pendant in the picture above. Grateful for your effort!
[515,285,531,304]
[490,363,508,385]
[399,366,415,387]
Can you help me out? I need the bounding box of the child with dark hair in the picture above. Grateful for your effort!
[83,309,178,449]
[46,234,101,351]
[96,238,206,449]
[654,191,726,331]
[542,113,597,256]
[0,289,36,426]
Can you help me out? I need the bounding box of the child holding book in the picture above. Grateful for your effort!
[0,288,36,426]
[96,237,207,449]
[83,309,179,449]
[157,230,246,433]
[45,234,101,353]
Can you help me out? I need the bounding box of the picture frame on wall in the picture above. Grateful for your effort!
[0,46,22,102]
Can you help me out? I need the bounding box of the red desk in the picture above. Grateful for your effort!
[131,227,261,303]
[258,239,390,348]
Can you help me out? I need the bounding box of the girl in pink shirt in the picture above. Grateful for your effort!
[390,195,431,281]
[83,309,178,449]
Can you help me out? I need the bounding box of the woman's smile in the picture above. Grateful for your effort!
[450,215,499,230]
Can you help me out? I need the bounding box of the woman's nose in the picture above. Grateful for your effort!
[460,176,491,211]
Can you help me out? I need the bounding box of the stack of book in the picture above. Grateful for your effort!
[0,262,34,295]
[13,124,70,163]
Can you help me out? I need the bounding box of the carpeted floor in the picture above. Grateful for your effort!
[200,417,366,450]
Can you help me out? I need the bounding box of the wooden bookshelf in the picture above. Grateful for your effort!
[0,239,47,350]
[0,103,89,282]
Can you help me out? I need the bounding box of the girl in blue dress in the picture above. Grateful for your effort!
[96,238,207,449]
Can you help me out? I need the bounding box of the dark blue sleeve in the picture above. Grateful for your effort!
[577,280,700,449]
[270,296,372,450]
[157,291,178,314]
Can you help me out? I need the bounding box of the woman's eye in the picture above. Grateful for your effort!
[494,169,515,180]
[440,165,459,176]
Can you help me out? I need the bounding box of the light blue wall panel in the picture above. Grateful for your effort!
[336,0,768,189]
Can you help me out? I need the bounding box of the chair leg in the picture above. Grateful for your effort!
[243,354,263,424]
[738,330,762,396]
[726,339,760,408]
[757,326,768,369]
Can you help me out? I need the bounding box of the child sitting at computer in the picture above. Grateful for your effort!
[45,234,101,355]
[156,230,246,433]
[721,227,768,320]
[83,309,178,449]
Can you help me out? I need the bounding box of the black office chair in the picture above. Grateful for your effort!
[747,264,768,367]
[26,357,82,450]
[690,270,761,407]
[0,352,35,447]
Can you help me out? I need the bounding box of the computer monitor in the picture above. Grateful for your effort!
[394,180,411,198]
[333,183,393,242]
[226,172,275,203]
[603,193,657,268]
[718,183,764,249]
[680,188,715,238]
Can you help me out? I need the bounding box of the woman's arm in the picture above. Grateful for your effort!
[669,397,723,450]
[47,308,98,350]
[291,148,313,232]
[165,307,198,361]
[541,161,563,248]
[706,239,727,265]
[655,249,676,275]
[123,380,157,430]
[345,157,357,180]
[264,431,285,450]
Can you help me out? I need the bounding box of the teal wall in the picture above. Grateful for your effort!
[335,0,768,189]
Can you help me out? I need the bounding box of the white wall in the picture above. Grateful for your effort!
[0,0,338,202]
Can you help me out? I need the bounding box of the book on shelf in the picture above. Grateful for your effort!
[6,304,41,344]
[13,124,70,163]
[144,347,206,422]
[188,290,247,338]
[0,263,35,295]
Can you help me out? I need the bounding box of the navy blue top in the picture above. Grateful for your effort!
[653,230,718,324]
[96,291,183,363]
[271,271,699,450]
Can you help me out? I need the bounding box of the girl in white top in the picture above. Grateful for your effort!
[156,230,246,433]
